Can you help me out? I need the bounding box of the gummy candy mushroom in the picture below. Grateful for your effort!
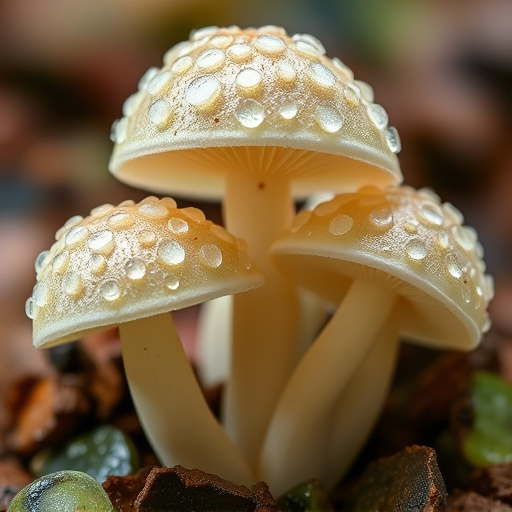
[109,25,403,464]
[25,196,263,485]
[260,185,494,494]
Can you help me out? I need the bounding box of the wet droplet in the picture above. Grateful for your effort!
[35,251,50,273]
[291,33,326,56]
[453,226,477,252]
[118,199,135,207]
[108,212,134,229]
[65,226,88,247]
[406,239,427,260]
[57,215,84,240]
[254,35,286,55]
[403,220,419,234]
[122,92,143,117]
[276,61,296,83]
[234,99,265,128]
[114,117,128,144]
[199,244,223,268]
[367,103,389,129]
[329,214,353,236]
[159,240,185,265]
[190,26,219,41]
[210,35,233,48]
[446,253,464,278]
[168,217,189,234]
[63,272,83,296]
[101,280,121,301]
[52,252,69,274]
[196,48,225,70]
[165,276,180,291]
[91,204,114,217]
[137,230,156,246]
[385,126,401,153]
[355,80,374,102]
[147,71,171,95]
[25,298,34,319]
[125,258,146,280]
[138,67,159,91]
[332,57,354,82]
[138,202,168,218]
[160,197,177,208]
[88,230,114,254]
[171,56,193,75]
[185,76,221,110]
[419,203,444,227]
[32,282,48,307]
[291,210,311,232]
[370,208,393,227]
[227,44,252,62]
[315,105,344,133]
[236,68,262,93]
[308,63,336,90]
[210,224,235,244]
[279,100,298,120]
[344,83,361,105]
[437,231,451,249]
[164,41,193,65]
[181,207,206,223]
[89,254,106,275]
[148,99,172,126]
[314,200,340,217]
[442,202,464,225]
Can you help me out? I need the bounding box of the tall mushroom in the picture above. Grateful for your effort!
[259,185,493,494]
[109,25,403,464]
[25,196,263,485]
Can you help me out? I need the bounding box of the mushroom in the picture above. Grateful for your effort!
[259,184,493,494]
[109,25,403,464]
[25,196,263,485]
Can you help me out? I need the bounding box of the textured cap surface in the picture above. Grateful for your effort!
[26,196,263,348]
[272,185,493,349]
[110,25,402,199]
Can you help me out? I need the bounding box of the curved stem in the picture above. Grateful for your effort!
[119,313,254,486]
[258,280,396,496]
[322,308,401,489]
[222,168,300,467]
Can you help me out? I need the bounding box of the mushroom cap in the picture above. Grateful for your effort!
[271,185,493,350]
[26,196,263,348]
[109,25,402,200]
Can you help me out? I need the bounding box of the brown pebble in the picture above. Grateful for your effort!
[7,374,90,455]
[134,465,275,512]
[446,489,512,511]
[103,467,153,512]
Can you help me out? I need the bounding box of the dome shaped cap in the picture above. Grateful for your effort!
[272,185,493,349]
[109,25,402,199]
[26,196,262,348]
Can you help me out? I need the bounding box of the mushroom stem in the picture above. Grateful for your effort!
[323,307,401,489]
[119,312,254,486]
[222,166,300,467]
[258,279,396,495]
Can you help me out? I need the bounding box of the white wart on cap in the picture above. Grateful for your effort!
[110,25,402,199]
[26,196,261,348]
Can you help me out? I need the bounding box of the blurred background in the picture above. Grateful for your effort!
[1,0,511,429]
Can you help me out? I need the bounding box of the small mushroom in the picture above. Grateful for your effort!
[259,185,493,494]
[109,25,403,464]
[25,196,263,485]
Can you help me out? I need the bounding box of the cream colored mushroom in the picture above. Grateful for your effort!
[259,185,493,494]
[25,196,263,485]
[109,25,403,464]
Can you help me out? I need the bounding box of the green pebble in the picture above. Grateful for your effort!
[8,470,113,512]
[276,479,331,512]
[31,425,138,483]
[459,371,512,467]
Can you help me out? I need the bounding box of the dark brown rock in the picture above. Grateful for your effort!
[134,466,275,512]
[467,464,512,506]
[103,467,153,512]
[345,445,447,512]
